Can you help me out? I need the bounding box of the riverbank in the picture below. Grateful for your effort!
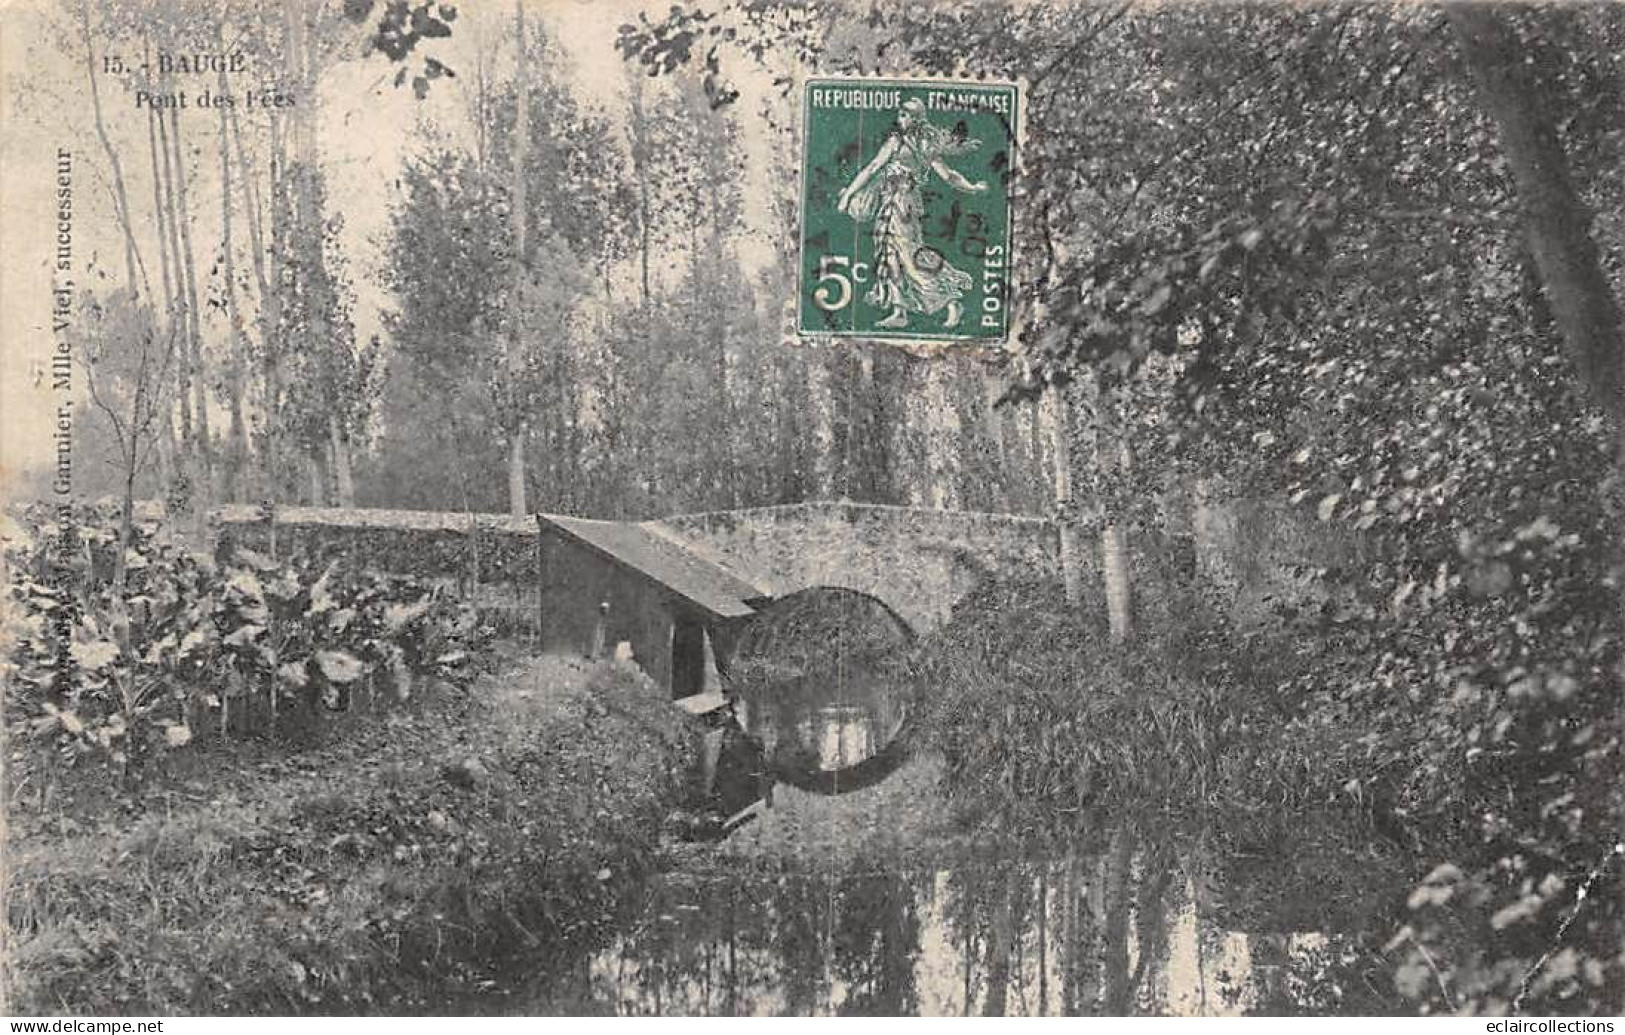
[2,651,698,1014]
[908,576,1624,1016]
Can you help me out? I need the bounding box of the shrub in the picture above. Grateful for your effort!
[2,503,492,776]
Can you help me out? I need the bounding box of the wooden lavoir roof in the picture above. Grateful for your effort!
[537,513,766,620]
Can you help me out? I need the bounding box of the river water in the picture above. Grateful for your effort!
[526,625,1410,1016]
[523,755,1409,1016]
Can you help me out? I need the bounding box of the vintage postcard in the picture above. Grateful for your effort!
[0,0,1620,1021]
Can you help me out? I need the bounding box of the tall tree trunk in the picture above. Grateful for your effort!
[807,348,836,499]
[1028,394,1047,513]
[328,414,355,505]
[628,70,653,310]
[1448,7,1625,725]
[82,16,163,549]
[507,0,530,518]
[1060,853,1083,1014]
[1077,850,1106,1013]
[285,0,326,506]
[982,366,1009,512]
[850,348,879,501]
[922,360,962,509]
[472,12,490,169]
[155,89,193,472]
[712,245,737,508]
[962,891,975,1014]
[79,10,143,300]
[1101,525,1133,641]
[145,100,174,323]
[1042,382,1087,606]
[983,874,1014,1016]
[1448,6,1624,425]
[168,102,212,503]
[1126,854,1175,1007]
[217,35,249,503]
[270,109,290,500]
[112,454,136,597]
[306,450,326,506]
[1097,377,1134,642]
[1037,870,1050,1015]
[139,46,183,499]
[232,98,282,498]
[775,347,805,502]
[1101,825,1134,1013]
[155,411,177,493]
[1184,835,1216,1014]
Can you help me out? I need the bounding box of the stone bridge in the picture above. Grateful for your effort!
[214,494,1345,648]
[654,501,1058,637]
[214,499,1060,643]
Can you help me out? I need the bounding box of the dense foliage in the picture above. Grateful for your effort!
[3,503,490,777]
[619,0,1624,1016]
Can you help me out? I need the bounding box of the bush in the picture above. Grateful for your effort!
[2,503,493,777]
[3,656,698,1014]
[910,572,1326,832]
[911,554,1623,1014]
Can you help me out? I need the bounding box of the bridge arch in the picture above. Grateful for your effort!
[733,584,919,647]
[724,584,917,795]
[656,501,1060,639]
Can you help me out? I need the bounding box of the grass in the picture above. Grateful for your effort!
[906,575,1362,835]
[2,650,699,1015]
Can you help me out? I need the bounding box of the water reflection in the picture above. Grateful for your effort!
[529,816,1405,1015]
[816,706,872,770]
[735,686,907,782]
[727,587,914,787]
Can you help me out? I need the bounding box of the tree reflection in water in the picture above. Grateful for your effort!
[727,587,914,785]
[526,812,1406,1015]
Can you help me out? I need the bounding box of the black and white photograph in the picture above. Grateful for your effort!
[0,0,1621,1019]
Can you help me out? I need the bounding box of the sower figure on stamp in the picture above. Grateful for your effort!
[837,97,987,330]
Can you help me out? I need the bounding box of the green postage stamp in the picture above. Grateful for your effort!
[798,77,1019,344]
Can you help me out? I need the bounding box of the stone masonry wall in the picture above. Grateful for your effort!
[657,502,1060,635]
